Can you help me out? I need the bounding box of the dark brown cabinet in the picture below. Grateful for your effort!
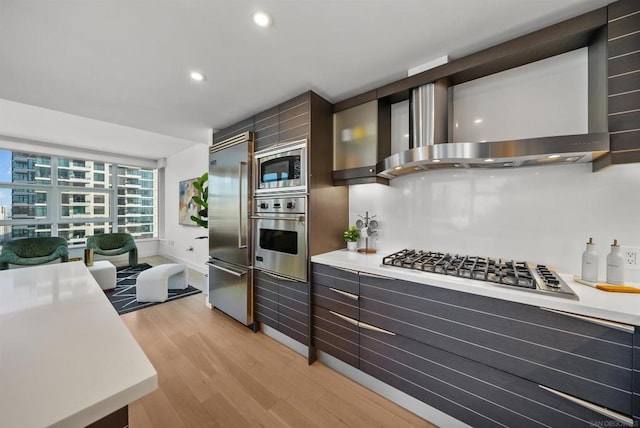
[311,263,360,367]
[331,97,390,186]
[595,0,640,169]
[312,262,634,427]
[254,270,309,346]
[360,328,616,428]
[254,93,312,151]
[358,273,633,416]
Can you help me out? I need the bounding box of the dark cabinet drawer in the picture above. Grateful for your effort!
[360,328,623,428]
[254,270,309,345]
[313,305,359,367]
[279,278,309,346]
[254,271,278,329]
[312,263,359,295]
[359,274,633,416]
[313,282,359,320]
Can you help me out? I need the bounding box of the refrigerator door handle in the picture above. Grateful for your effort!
[206,260,247,277]
[238,161,248,249]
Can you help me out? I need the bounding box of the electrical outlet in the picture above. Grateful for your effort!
[622,247,640,271]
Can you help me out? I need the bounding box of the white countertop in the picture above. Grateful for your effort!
[312,250,640,326]
[0,262,157,428]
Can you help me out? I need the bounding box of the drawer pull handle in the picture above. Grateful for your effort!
[539,385,633,427]
[359,321,396,336]
[328,311,395,335]
[329,288,359,301]
[540,308,634,333]
[329,311,359,327]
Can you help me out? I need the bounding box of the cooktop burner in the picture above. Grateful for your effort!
[382,249,577,299]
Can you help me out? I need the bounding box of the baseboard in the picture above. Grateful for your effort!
[260,325,308,358]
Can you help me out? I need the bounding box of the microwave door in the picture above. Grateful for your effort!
[209,139,251,267]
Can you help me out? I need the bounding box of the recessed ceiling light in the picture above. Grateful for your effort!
[484,158,494,162]
[432,159,441,163]
[547,154,560,159]
[252,11,272,27]
[190,71,205,82]
[474,119,483,124]
[394,166,403,170]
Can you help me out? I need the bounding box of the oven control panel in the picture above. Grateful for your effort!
[254,196,306,214]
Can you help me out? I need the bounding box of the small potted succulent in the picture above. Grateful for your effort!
[343,225,360,251]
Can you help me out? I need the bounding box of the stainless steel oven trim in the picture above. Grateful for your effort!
[254,139,307,159]
[252,198,308,282]
[251,215,305,222]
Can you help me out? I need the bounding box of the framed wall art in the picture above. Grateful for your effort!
[178,178,199,226]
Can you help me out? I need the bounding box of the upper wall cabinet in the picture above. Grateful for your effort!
[333,100,378,170]
[450,48,589,143]
[331,95,391,186]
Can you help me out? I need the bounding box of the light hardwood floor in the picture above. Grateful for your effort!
[121,258,436,428]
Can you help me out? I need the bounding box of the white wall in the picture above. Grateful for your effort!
[349,162,640,283]
[160,144,210,275]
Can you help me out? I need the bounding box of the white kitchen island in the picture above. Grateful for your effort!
[0,261,157,428]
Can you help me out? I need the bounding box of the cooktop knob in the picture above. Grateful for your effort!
[286,201,295,209]
[260,202,268,209]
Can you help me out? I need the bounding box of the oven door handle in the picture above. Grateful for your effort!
[251,215,305,222]
[238,162,248,249]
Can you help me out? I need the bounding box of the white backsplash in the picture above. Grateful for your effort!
[349,162,640,283]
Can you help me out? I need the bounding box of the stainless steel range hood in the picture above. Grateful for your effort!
[377,83,610,179]
[377,133,610,178]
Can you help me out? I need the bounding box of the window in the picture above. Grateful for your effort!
[0,150,158,249]
[1,187,48,220]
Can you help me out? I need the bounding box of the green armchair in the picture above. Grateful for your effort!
[87,233,138,266]
[0,237,69,270]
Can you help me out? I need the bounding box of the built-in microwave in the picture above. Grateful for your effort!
[254,139,307,195]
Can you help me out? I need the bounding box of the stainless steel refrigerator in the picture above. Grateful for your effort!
[207,131,254,327]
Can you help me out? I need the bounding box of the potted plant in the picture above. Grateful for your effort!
[343,225,360,251]
[190,172,208,237]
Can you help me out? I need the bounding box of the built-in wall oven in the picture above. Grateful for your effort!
[254,139,307,195]
[252,195,307,281]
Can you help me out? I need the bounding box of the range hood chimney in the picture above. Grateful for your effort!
[377,81,610,179]
[410,80,448,149]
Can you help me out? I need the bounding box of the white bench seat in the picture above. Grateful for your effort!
[136,263,187,302]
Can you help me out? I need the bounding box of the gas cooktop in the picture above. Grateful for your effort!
[382,249,578,300]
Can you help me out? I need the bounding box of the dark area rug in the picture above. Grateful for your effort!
[105,263,201,315]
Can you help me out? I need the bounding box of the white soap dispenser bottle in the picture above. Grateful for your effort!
[606,239,624,285]
[581,237,598,282]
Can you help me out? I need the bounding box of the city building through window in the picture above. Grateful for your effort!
[0,150,158,249]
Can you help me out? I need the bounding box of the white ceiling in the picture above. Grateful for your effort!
[0,0,612,159]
